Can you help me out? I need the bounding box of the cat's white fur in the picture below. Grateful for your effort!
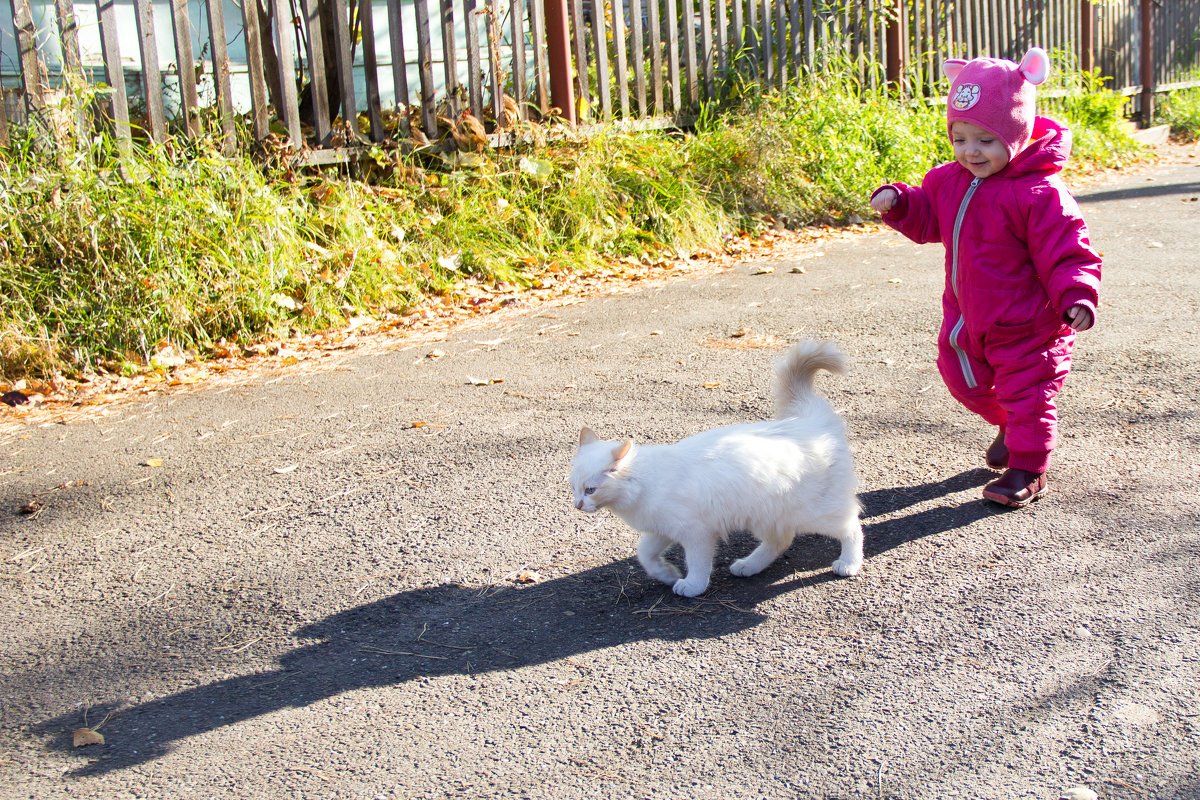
[569,339,864,597]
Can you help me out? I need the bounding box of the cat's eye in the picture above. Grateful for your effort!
[584,487,596,495]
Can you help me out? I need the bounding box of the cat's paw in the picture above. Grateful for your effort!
[831,558,862,578]
[644,563,682,584]
[730,556,763,577]
[672,577,709,597]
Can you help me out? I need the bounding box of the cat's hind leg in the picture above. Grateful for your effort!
[827,514,864,577]
[637,531,682,586]
[730,528,794,578]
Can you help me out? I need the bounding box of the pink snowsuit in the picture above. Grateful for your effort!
[874,116,1101,473]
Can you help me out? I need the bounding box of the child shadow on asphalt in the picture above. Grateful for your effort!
[39,470,996,776]
[859,467,1002,558]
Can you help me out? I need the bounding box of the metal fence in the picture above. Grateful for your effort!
[2,0,1199,153]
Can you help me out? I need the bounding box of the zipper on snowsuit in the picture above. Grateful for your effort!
[949,176,983,389]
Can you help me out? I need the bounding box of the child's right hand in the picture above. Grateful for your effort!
[871,188,898,214]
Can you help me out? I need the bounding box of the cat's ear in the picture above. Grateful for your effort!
[579,426,598,447]
[611,439,633,463]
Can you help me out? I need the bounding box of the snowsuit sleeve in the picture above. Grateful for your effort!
[1026,181,1102,327]
[873,167,950,245]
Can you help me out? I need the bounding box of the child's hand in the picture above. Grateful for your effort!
[870,188,898,214]
[1066,305,1094,331]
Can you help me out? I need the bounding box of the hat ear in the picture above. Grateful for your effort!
[1018,47,1050,85]
[942,59,967,82]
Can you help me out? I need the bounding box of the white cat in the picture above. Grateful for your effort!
[569,339,864,597]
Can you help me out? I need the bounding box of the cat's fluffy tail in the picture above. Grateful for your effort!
[774,339,848,418]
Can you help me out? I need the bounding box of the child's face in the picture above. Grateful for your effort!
[951,121,1010,178]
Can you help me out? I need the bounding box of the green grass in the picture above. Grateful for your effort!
[1156,87,1200,141]
[0,62,1148,382]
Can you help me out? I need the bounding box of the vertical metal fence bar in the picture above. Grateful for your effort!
[485,0,502,122]
[169,0,201,137]
[464,0,484,119]
[774,0,785,89]
[531,0,551,115]
[302,0,333,141]
[591,0,611,118]
[358,0,385,139]
[510,0,529,118]
[787,0,799,79]
[440,0,461,117]
[204,0,238,151]
[759,0,770,85]
[802,0,812,72]
[413,0,437,134]
[683,0,698,106]
[95,0,132,147]
[132,0,167,140]
[9,0,47,119]
[0,28,9,144]
[716,0,728,75]
[745,0,757,79]
[666,0,681,111]
[53,0,85,85]
[612,0,630,116]
[568,0,588,117]
[386,0,411,119]
[239,0,271,139]
[730,0,742,66]
[700,0,714,99]
[269,0,302,143]
[631,0,647,115]
[647,0,663,112]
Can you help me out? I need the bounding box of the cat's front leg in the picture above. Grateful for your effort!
[672,537,717,597]
[637,531,681,585]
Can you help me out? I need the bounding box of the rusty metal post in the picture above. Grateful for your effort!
[885,0,905,96]
[544,0,576,124]
[1139,0,1154,125]
[1080,0,1094,74]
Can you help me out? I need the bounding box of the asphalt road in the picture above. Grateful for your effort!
[2,144,1198,800]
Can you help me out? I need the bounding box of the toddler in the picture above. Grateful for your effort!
[870,47,1101,507]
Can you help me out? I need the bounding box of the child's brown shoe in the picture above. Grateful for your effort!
[986,430,1009,470]
[983,468,1047,508]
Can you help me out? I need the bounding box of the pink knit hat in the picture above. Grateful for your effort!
[943,48,1051,161]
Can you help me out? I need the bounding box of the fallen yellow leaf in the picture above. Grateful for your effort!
[143,459,163,468]
[72,727,105,747]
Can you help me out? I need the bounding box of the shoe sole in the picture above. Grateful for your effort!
[982,484,1048,508]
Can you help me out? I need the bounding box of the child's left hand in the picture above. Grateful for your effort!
[1066,305,1094,331]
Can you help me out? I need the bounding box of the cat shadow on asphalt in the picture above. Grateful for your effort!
[37,552,837,776]
[37,469,994,776]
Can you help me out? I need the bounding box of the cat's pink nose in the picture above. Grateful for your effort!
[575,499,584,510]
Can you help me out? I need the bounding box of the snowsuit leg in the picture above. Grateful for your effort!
[987,332,1074,473]
[936,320,1008,428]
[937,320,1075,473]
